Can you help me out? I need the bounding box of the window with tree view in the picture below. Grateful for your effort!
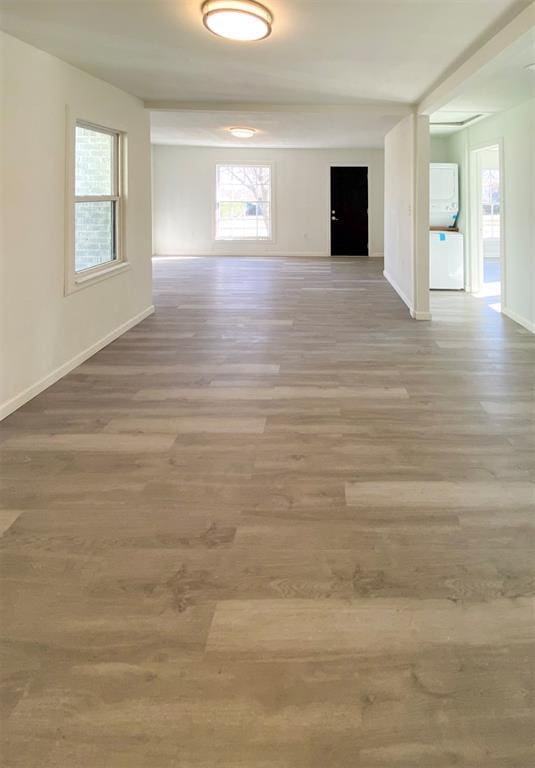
[216,164,272,240]
[74,122,122,273]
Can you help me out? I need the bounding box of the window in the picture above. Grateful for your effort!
[72,121,124,279]
[216,164,272,240]
[481,168,500,217]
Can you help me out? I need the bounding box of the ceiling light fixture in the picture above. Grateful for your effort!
[524,62,535,71]
[229,126,257,138]
[202,0,273,41]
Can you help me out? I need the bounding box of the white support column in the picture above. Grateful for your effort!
[383,112,431,321]
[412,114,431,320]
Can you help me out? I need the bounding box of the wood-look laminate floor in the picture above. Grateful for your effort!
[1,256,534,767]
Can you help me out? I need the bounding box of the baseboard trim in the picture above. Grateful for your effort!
[153,252,330,259]
[382,270,432,321]
[383,269,414,313]
[410,309,432,321]
[0,305,155,421]
[502,306,535,334]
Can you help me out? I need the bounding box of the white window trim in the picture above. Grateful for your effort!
[65,116,129,295]
[214,162,274,242]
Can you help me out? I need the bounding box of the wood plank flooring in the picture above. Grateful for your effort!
[1,256,534,767]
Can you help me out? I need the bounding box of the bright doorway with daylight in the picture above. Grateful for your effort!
[471,144,503,307]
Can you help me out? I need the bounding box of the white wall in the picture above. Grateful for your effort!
[384,113,430,320]
[479,147,499,171]
[445,99,535,332]
[0,33,153,418]
[152,146,384,258]
[383,115,416,312]
[430,136,450,162]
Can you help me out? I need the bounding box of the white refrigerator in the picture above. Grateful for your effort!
[429,231,464,290]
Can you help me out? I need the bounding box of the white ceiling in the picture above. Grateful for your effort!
[1,0,530,147]
[1,1,528,103]
[430,27,535,134]
[150,104,409,149]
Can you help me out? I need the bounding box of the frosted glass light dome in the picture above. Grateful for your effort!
[229,127,257,138]
[202,1,273,41]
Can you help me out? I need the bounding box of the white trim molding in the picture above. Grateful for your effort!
[410,308,433,320]
[214,161,274,243]
[502,306,535,334]
[153,251,330,258]
[65,111,128,296]
[0,306,155,421]
[383,269,413,314]
[383,268,433,320]
[468,138,505,306]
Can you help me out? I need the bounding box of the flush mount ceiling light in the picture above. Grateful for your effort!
[202,0,273,41]
[524,62,535,71]
[228,126,257,138]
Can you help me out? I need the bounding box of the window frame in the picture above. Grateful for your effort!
[214,162,274,242]
[65,117,128,294]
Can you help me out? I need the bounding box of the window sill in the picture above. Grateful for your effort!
[214,238,274,243]
[66,260,131,295]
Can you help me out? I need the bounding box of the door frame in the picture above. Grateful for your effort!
[468,139,505,307]
[328,163,370,257]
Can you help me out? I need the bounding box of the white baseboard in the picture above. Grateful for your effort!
[153,252,384,260]
[410,308,432,321]
[0,305,155,421]
[153,251,330,259]
[383,270,431,321]
[383,269,414,313]
[502,305,535,334]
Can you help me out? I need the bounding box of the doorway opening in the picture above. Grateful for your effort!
[470,143,503,307]
[330,166,368,256]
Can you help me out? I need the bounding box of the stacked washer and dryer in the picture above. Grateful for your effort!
[429,163,464,289]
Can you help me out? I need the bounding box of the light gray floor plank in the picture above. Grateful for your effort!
[1,256,534,767]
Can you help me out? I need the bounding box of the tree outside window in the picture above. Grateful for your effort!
[216,164,272,240]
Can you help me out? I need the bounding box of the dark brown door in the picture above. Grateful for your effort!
[330,167,368,256]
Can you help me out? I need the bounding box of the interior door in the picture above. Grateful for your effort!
[330,166,368,256]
